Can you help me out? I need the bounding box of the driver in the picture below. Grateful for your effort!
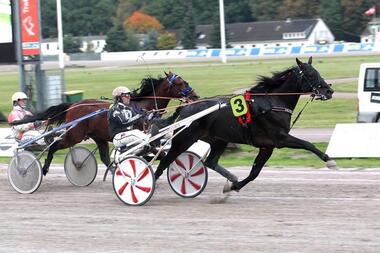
[108,86,160,153]
[8,92,45,145]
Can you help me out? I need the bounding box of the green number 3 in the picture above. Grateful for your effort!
[230,95,248,117]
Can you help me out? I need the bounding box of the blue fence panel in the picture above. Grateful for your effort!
[211,49,220,57]
[345,43,374,52]
[262,47,288,55]
[250,48,260,56]
[186,49,209,57]
[291,46,301,54]
[225,48,249,56]
[333,44,344,53]
[303,45,331,54]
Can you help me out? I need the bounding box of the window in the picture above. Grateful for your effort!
[364,68,380,91]
[198,34,206,39]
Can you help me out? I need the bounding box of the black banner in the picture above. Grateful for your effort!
[370,92,380,104]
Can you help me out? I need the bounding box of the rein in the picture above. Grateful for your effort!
[46,102,110,123]
[290,96,314,129]
[245,92,312,96]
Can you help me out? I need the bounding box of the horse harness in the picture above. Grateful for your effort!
[230,91,294,128]
[167,74,194,98]
[231,67,321,129]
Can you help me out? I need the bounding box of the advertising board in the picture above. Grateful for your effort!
[19,0,40,61]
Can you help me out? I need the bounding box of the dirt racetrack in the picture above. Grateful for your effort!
[0,164,379,253]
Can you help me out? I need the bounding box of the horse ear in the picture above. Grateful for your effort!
[164,71,169,77]
[308,56,312,65]
[296,58,302,67]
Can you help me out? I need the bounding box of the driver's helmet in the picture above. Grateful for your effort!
[112,86,131,99]
[11,92,28,103]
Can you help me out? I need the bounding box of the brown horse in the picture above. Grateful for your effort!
[13,72,198,175]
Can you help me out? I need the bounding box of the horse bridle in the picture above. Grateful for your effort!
[296,66,327,100]
[166,74,194,98]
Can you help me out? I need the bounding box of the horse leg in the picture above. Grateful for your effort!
[92,138,115,181]
[92,138,111,167]
[277,134,337,169]
[43,130,87,175]
[42,141,61,176]
[154,126,203,180]
[204,140,238,183]
[229,147,274,192]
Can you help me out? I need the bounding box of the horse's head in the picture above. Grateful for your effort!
[163,71,199,101]
[296,57,334,100]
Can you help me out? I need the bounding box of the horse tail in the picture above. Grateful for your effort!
[11,103,73,125]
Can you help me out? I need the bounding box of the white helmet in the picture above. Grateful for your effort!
[12,92,28,103]
[112,86,131,99]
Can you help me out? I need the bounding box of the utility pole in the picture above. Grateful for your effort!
[56,0,64,69]
[219,0,227,63]
[13,0,26,91]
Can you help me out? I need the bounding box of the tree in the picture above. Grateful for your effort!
[92,0,118,35]
[40,0,57,38]
[181,2,196,49]
[144,0,186,29]
[104,24,128,52]
[116,0,148,26]
[63,34,82,53]
[124,11,164,33]
[225,0,253,23]
[340,0,374,42]
[41,0,117,38]
[125,30,140,51]
[278,0,319,19]
[156,33,177,50]
[319,0,344,40]
[142,30,159,50]
[248,0,282,21]
[210,12,221,48]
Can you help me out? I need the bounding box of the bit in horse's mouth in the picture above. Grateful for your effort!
[315,94,328,100]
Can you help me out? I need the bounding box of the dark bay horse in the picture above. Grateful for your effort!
[13,72,198,175]
[154,57,335,193]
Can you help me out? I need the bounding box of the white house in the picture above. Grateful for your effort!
[41,35,106,55]
[361,18,380,45]
[171,18,335,49]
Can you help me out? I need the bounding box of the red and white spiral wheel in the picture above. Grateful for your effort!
[167,151,208,198]
[112,156,155,206]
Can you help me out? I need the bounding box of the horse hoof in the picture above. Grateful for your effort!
[326,160,338,170]
[230,174,238,183]
[223,181,232,193]
[42,168,49,176]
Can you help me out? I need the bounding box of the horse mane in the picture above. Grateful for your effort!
[131,76,165,101]
[249,66,297,93]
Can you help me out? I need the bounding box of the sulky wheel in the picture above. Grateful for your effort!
[167,151,208,198]
[112,156,155,206]
[64,146,98,187]
[8,151,43,194]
